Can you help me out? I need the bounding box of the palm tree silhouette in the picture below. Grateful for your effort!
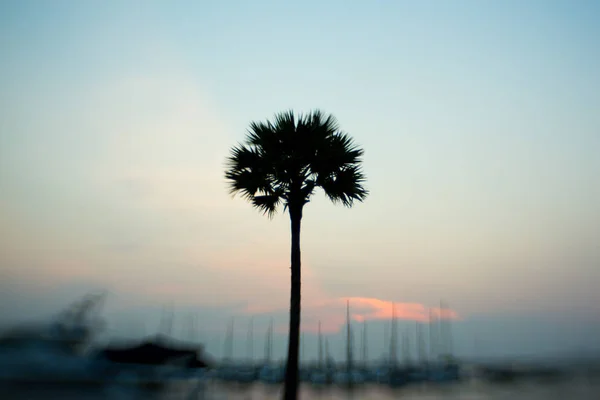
[225,110,368,399]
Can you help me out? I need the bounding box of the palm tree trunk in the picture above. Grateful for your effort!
[283,204,302,400]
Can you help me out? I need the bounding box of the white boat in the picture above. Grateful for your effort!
[0,326,103,384]
[0,294,210,389]
[0,294,109,385]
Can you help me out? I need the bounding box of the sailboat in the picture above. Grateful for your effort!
[382,320,429,385]
[427,301,460,383]
[404,322,428,383]
[299,332,310,382]
[216,318,237,382]
[258,318,284,384]
[360,320,376,382]
[232,317,257,383]
[416,321,426,366]
[309,321,328,385]
[387,302,410,387]
[333,300,366,386]
[325,338,336,379]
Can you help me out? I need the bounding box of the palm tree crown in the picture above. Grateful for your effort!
[225,110,368,215]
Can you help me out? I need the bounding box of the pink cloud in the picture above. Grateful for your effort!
[242,291,460,334]
[340,297,460,323]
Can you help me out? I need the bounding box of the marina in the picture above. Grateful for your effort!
[2,295,598,399]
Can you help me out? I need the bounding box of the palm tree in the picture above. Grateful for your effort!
[225,110,368,400]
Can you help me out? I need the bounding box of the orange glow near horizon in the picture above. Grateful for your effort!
[342,297,460,323]
[345,297,427,322]
[244,296,460,334]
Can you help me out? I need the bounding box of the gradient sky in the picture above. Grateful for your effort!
[1,0,599,361]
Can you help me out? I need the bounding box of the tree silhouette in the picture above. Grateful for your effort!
[225,110,368,399]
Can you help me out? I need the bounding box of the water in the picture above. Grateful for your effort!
[2,377,599,400]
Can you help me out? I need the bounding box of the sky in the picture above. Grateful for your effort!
[1,0,599,362]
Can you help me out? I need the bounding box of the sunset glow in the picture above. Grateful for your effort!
[245,296,459,334]
[1,0,599,364]
[342,297,460,323]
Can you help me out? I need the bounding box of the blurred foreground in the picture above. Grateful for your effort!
[2,295,599,399]
[2,377,600,400]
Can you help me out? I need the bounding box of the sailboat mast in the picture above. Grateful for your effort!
[402,330,411,365]
[439,300,445,357]
[416,321,426,364]
[159,304,174,337]
[187,313,195,342]
[264,318,273,364]
[325,338,330,368]
[269,318,273,362]
[166,304,174,337]
[361,320,367,368]
[195,313,200,343]
[247,317,254,363]
[390,302,397,367]
[346,299,353,372]
[224,317,234,363]
[383,321,389,363]
[429,308,437,362]
[318,321,323,369]
[440,300,454,359]
[230,317,235,362]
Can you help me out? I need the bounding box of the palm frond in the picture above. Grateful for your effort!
[274,110,296,131]
[247,120,277,150]
[311,132,364,181]
[305,109,340,138]
[252,194,282,218]
[320,165,368,207]
[225,145,275,199]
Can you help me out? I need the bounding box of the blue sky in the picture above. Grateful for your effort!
[1,1,599,360]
